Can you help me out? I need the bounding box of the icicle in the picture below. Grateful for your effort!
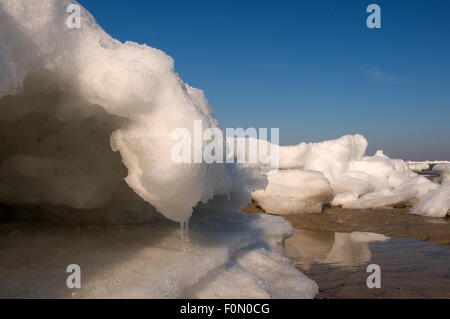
[179,218,190,251]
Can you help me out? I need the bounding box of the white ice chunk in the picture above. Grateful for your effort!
[252,170,333,214]
[388,171,438,200]
[341,188,417,209]
[331,191,359,207]
[410,182,450,218]
[433,164,450,182]
[407,162,430,172]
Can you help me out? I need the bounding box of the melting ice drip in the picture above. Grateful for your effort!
[180,219,190,251]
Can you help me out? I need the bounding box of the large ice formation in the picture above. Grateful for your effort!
[0,0,317,299]
[0,202,318,298]
[0,0,266,224]
[248,135,441,216]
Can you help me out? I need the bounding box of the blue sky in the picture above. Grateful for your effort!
[78,0,450,160]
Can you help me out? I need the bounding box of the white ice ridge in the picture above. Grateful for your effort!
[0,0,266,223]
[245,135,442,216]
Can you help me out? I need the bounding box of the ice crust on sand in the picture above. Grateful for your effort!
[0,0,317,299]
[0,204,318,299]
[410,182,450,218]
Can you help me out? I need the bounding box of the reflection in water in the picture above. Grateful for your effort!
[286,230,390,270]
[285,228,450,298]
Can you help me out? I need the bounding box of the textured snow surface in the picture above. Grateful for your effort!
[0,203,318,299]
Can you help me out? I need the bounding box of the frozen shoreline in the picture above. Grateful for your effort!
[243,204,450,298]
[0,204,318,299]
[287,229,450,299]
[243,203,450,247]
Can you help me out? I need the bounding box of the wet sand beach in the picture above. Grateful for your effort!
[243,204,450,298]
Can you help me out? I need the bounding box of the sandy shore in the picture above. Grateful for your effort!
[242,204,450,298]
[243,204,450,247]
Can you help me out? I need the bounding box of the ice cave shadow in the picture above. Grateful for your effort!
[0,200,265,298]
[0,72,179,297]
[0,73,269,297]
